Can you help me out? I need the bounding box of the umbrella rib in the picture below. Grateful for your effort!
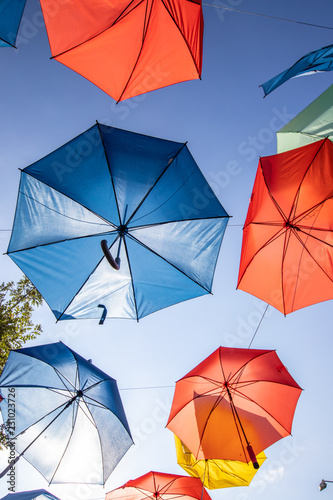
[57,248,111,321]
[18,189,114,227]
[3,395,77,457]
[117,0,155,102]
[48,396,80,484]
[129,167,197,224]
[50,0,145,59]
[129,215,229,230]
[125,232,211,292]
[123,234,139,321]
[126,142,188,226]
[231,385,300,435]
[289,138,328,220]
[160,0,202,77]
[290,225,333,286]
[257,157,288,223]
[96,121,122,226]
[7,230,118,255]
[237,224,284,288]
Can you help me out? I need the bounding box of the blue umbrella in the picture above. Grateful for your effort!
[0,0,27,48]
[1,491,61,500]
[7,123,229,323]
[260,43,333,96]
[0,342,133,484]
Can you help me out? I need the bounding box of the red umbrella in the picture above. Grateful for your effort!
[40,0,203,102]
[167,346,301,467]
[237,138,333,314]
[105,471,211,500]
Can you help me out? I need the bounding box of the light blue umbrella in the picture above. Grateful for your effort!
[0,0,27,48]
[7,123,229,323]
[260,43,333,96]
[1,491,61,500]
[0,342,133,484]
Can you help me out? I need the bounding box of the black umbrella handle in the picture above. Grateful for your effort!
[101,240,120,270]
[247,444,259,469]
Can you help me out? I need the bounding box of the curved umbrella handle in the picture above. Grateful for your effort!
[101,240,120,270]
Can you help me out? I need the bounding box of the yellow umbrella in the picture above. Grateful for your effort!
[174,435,266,489]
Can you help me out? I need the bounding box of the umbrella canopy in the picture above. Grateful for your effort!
[1,491,61,500]
[0,0,27,48]
[167,346,301,465]
[237,138,333,315]
[277,84,333,153]
[0,342,133,484]
[105,470,211,500]
[7,123,229,323]
[39,0,203,102]
[174,435,266,489]
[260,43,333,96]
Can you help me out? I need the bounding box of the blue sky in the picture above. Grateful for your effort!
[1,1,333,500]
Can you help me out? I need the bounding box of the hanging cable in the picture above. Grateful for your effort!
[248,303,269,348]
[202,4,333,30]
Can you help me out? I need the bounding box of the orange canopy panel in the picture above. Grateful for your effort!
[40,0,203,102]
[167,346,301,464]
[237,138,333,315]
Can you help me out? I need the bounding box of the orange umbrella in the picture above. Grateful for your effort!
[40,0,203,102]
[237,138,333,315]
[105,471,211,500]
[167,346,301,467]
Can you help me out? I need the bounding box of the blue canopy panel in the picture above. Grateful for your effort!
[0,0,27,47]
[8,172,115,253]
[99,124,186,223]
[0,342,133,484]
[9,232,119,320]
[261,43,333,96]
[0,490,61,500]
[23,124,120,225]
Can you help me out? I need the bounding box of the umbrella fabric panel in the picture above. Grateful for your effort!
[0,0,26,47]
[0,347,78,390]
[261,43,333,96]
[8,173,113,253]
[0,491,61,500]
[131,218,227,291]
[124,235,210,318]
[8,234,118,320]
[238,223,333,314]
[86,395,134,484]
[84,379,132,436]
[0,386,70,438]
[23,125,120,225]
[40,0,140,55]
[129,147,228,226]
[174,435,266,489]
[99,124,187,223]
[277,84,333,153]
[64,247,137,320]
